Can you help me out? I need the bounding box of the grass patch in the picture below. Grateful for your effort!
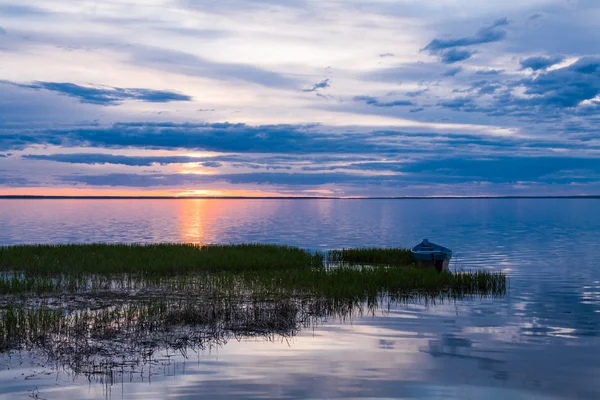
[0,243,324,275]
[327,247,415,266]
[0,243,507,382]
[0,267,506,299]
[0,243,506,298]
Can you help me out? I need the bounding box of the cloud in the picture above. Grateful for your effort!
[442,67,462,77]
[4,81,192,105]
[302,79,330,92]
[378,53,395,58]
[365,61,460,82]
[129,45,300,89]
[460,80,503,95]
[402,156,600,184]
[26,152,366,170]
[54,154,600,188]
[435,56,600,118]
[0,176,30,186]
[476,69,504,75]
[519,55,565,71]
[0,26,6,35]
[423,18,510,53]
[353,96,414,107]
[405,89,428,97]
[437,97,476,110]
[58,172,382,187]
[201,161,223,168]
[439,48,474,64]
[519,56,600,108]
[0,4,47,16]
[527,12,545,22]
[4,122,412,154]
[22,154,205,166]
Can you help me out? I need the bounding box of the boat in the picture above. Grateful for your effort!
[411,239,452,271]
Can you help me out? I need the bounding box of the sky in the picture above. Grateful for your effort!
[0,0,599,197]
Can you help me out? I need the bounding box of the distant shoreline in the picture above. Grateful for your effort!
[0,195,599,200]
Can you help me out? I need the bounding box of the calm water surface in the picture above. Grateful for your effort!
[1,199,599,399]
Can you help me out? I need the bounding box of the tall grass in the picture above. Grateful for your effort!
[0,243,324,275]
[0,267,506,298]
[327,247,415,266]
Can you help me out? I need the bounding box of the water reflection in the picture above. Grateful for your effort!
[0,199,599,399]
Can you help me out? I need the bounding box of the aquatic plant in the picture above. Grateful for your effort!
[0,243,324,275]
[326,247,415,266]
[0,266,506,300]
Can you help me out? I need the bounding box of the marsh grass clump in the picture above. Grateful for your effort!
[327,247,415,266]
[0,267,506,299]
[0,243,508,384]
[247,266,506,301]
[0,243,324,275]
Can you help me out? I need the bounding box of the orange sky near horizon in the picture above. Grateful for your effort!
[0,187,342,198]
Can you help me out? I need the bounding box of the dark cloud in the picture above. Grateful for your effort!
[455,80,503,95]
[423,18,510,53]
[201,161,223,168]
[22,154,203,166]
[378,53,395,58]
[0,175,31,186]
[0,26,6,35]
[353,96,414,107]
[442,67,462,77]
[409,107,425,113]
[10,121,594,160]
[302,79,330,92]
[436,56,600,118]
[439,48,474,64]
[55,154,600,188]
[519,56,600,108]
[4,122,408,154]
[405,89,428,97]
[437,97,476,110]
[520,55,565,71]
[402,156,600,184]
[3,81,192,105]
[23,152,357,170]
[59,172,381,187]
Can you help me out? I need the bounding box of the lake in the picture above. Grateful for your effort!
[1,198,599,399]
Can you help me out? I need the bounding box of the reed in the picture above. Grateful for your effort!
[326,247,415,266]
[0,267,506,299]
[0,243,508,384]
[0,243,324,275]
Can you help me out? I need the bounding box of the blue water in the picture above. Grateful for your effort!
[0,198,599,399]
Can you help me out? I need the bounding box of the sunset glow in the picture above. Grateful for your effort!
[1,1,599,197]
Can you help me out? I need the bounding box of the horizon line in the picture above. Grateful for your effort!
[1,195,599,200]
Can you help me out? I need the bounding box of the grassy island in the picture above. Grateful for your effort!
[0,243,506,296]
[0,243,506,376]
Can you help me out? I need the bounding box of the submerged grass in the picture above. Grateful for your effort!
[0,267,506,299]
[327,247,415,266]
[0,243,324,275]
